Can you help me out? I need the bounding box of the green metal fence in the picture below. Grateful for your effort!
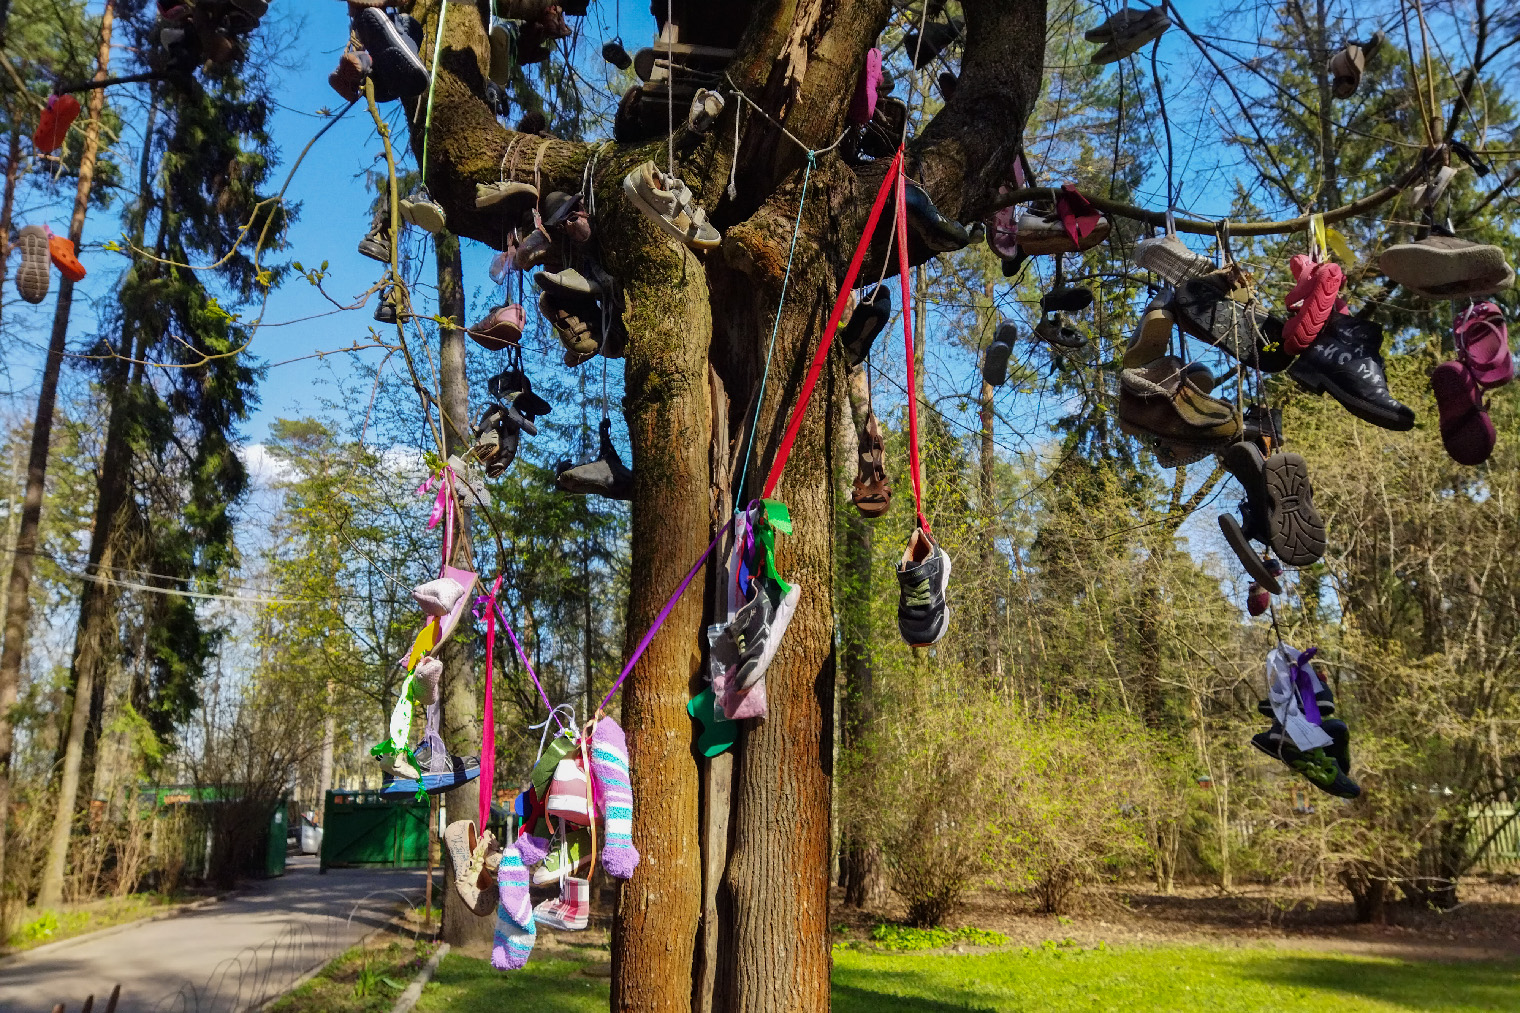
[1470,805,1520,872]
[319,790,431,872]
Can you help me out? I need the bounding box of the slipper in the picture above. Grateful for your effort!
[982,323,1015,386]
[535,267,602,299]
[33,93,81,155]
[1282,254,1343,354]
[1430,360,1496,466]
[14,226,50,304]
[840,286,891,366]
[48,231,86,282]
[555,418,634,500]
[471,303,527,351]
[412,577,467,617]
[1454,300,1512,388]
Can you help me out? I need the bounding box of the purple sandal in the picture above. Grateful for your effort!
[1454,300,1513,389]
[1430,360,1496,466]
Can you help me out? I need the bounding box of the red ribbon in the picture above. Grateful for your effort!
[479,575,502,824]
[894,160,929,533]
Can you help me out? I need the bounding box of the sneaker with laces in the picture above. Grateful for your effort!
[533,876,590,931]
[532,828,592,886]
[896,527,951,646]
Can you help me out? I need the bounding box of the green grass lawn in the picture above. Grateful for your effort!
[413,943,1520,1013]
[3,893,184,953]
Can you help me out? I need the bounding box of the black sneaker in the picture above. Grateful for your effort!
[1251,722,1360,799]
[374,286,398,324]
[1040,286,1094,314]
[902,179,970,253]
[358,222,391,263]
[896,527,951,646]
[840,286,891,366]
[729,573,801,690]
[555,418,634,500]
[353,7,429,100]
[1287,312,1415,431]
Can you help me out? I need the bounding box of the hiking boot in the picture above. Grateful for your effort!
[850,410,891,518]
[1171,275,1293,371]
[982,323,1014,386]
[555,418,634,500]
[1118,383,1241,446]
[730,572,802,689]
[840,286,891,367]
[1288,312,1415,431]
[896,527,951,646]
[1251,723,1360,799]
[1120,356,1236,429]
[1222,441,1326,567]
[329,50,371,103]
[352,7,429,99]
[1379,234,1514,298]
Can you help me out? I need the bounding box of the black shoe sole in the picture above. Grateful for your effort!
[355,9,430,98]
[1219,512,1282,594]
[1262,452,1326,567]
[1287,359,1416,431]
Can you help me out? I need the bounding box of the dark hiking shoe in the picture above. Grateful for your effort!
[903,179,970,253]
[982,323,1014,386]
[1035,314,1087,351]
[904,18,961,69]
[555,418,633,500]
[1288,312,1415,431]
[353,8,429,100]
[897,527,952,646]
[1223,442,1326,568]
[841,286,892,366]
[730,573,801,690]
[374,285,399,324]
[1172,276,1293,371]
[1251,723,1360,799]
[358,221,391,263]
[1040,286,1094,314]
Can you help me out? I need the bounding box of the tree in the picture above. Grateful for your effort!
[395,1,1048,1007]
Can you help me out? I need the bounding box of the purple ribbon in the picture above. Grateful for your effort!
[1291,646,1322,725]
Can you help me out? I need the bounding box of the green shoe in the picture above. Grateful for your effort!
[530,730,579,798]
[533,828,592,886]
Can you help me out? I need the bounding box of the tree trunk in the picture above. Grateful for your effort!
[16,2,114,909]
[395,1,1048,1005]
[839,365,881,910]
[433,230,492,949]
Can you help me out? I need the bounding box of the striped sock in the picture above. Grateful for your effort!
[490,843,536,970]
[589,716,640,879]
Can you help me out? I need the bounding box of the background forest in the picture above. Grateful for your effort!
[0,0,1515,949]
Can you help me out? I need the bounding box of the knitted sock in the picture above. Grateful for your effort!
[589,716,640,878]
[490,844,536,970]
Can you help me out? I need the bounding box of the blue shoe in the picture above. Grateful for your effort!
[381,750,480,797]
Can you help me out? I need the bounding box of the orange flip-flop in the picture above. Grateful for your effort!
[48,232,86,282]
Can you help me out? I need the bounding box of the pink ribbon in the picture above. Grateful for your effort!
[474,576,503,824]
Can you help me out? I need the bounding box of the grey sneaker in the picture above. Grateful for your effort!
[896,527,951,646]
[729,573,801,689]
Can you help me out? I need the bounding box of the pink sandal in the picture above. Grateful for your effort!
[1430,360,1495,466]
[1282,253,1343,354]
[1454,300,1513,389]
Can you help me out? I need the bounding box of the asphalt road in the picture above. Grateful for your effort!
[0,856,428,1013]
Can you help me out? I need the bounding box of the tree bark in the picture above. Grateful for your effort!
[433,229,492,949]
[396,0,1050,1005]
[15,1,114,910]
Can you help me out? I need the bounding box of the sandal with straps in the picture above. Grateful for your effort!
[850,410,892,519]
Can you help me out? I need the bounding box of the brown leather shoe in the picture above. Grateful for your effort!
[850,410,892,518]
[1118,385,1241,445]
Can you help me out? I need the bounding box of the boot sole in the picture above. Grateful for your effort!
[1219,512,1282,594]
[1262,452,1326,567]
[15,228,50,304]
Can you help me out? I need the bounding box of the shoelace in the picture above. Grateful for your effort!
[903,577,933,609]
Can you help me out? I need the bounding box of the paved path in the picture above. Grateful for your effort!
[0,857,428,1013]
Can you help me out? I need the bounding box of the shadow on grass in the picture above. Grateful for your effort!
[1241,954,1520,1011]
[418,954,608,1013]
[833,973,996,1013]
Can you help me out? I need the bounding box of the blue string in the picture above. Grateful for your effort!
[734,152,815,509]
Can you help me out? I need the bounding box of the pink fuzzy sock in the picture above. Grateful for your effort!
[589,716,640,879]
[490,843,536,970]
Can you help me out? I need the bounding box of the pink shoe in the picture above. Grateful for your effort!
[470,303,526,351]
[1282,254,1343,354]
[1454,300,1513,389]
[848,48,882,125]
[544,757,592,826]
[533,876,589,931]
[1430,360,1495,466]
